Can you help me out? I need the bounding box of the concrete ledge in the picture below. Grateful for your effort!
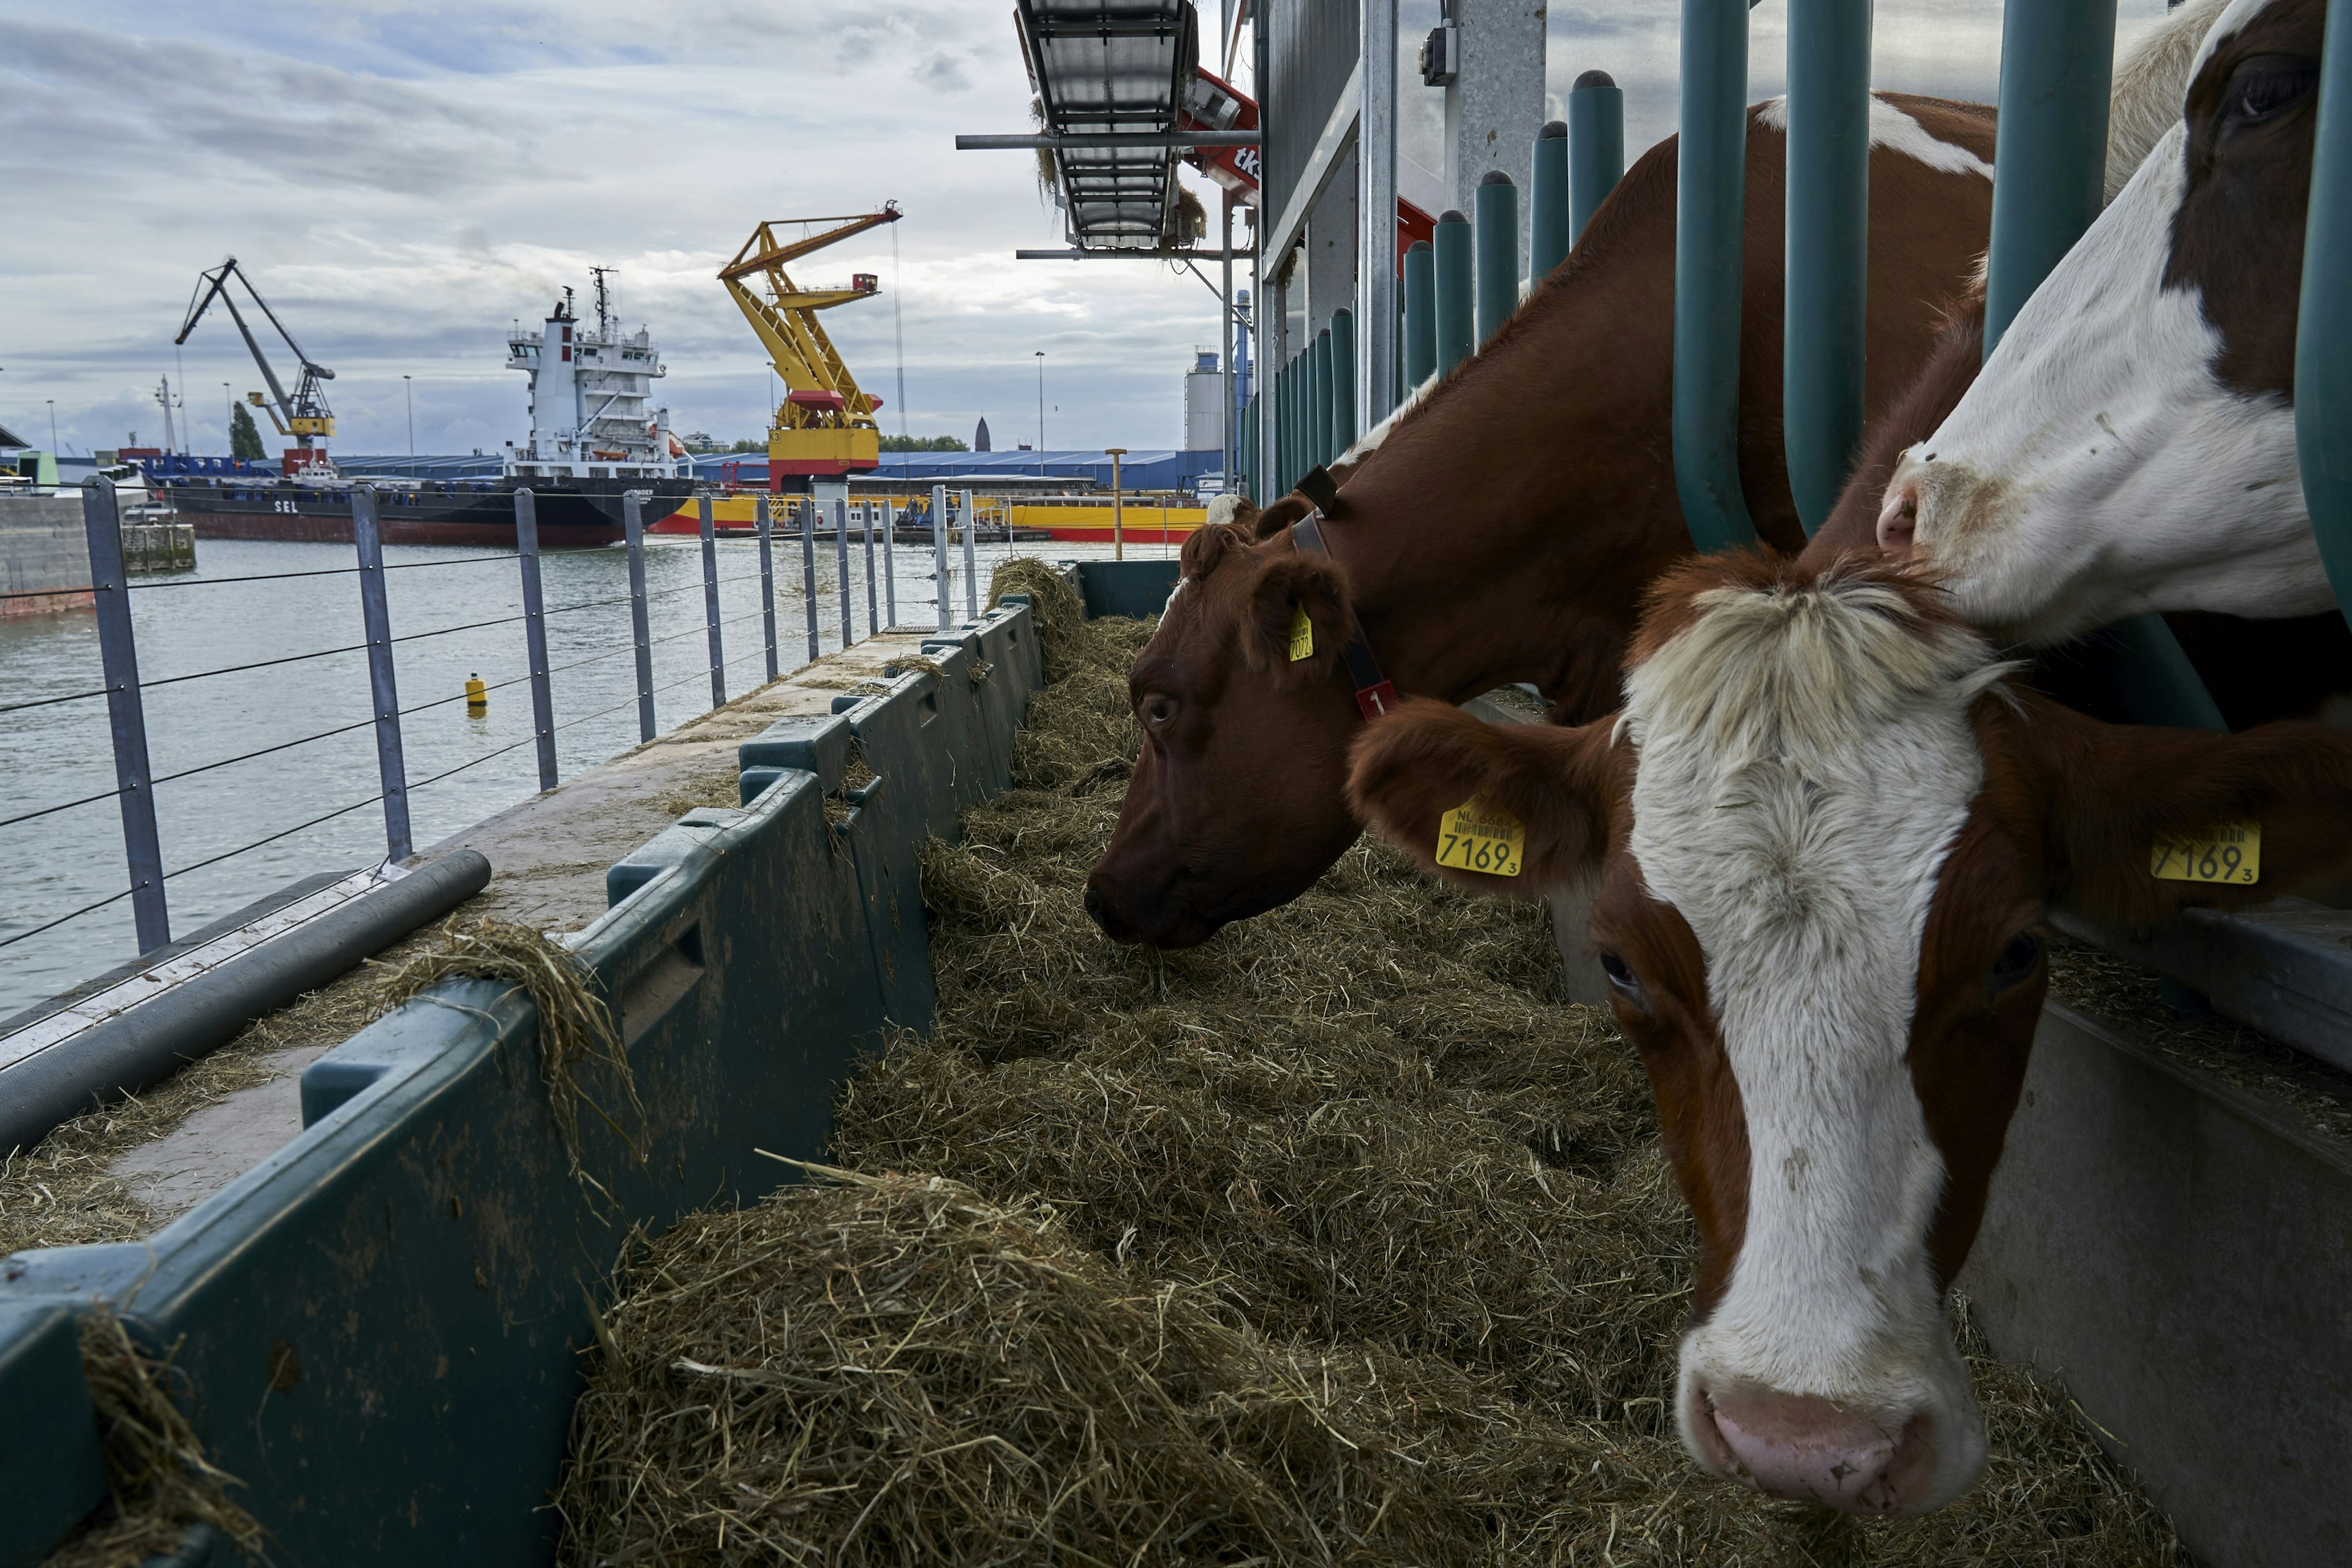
[1964,1001,2352,1568]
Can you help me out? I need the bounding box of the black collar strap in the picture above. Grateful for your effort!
[1288,469,1400,720]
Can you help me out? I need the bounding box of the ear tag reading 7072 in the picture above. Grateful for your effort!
[1436,799,1525,877]
[1287,605,1314,662]
[2151,821,2260,884]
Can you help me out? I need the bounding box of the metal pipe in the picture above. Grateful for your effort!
[799,496,822,659]
[1221,195,1238,491]
[698,494,725,707]
[756,494,780,678]
[1672,0,1759,551]
[958,130,1261,149]
[1569,70,1626,243]
[881,497,899,630]
[932,483,952,630]
[513,489,557,791]
[623,491,655,742]
[835,498,854,647]
[1403,239,1436,389]
[962,489,979,617]
[1014,249,1253,261]
[1986,0,2220,729]
[1359,0,1400,430]
[861,502,879,635]
[350,488,413,863]
[83,479,169,951]
[1784,0,1873,537]
[2297,0,2352,632]
[1531,120,1572,281]
[1434,209,1474,377]
[1313,330,1335,468]
[1330,309,1358,455]
[1475,171,1520,347]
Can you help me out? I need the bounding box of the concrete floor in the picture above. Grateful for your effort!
[110,629,948,1229]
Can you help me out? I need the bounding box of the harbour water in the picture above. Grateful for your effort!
[0,530,1172,1019]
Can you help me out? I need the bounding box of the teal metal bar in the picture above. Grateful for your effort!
[1434,208,1474,377]
[1330,309,1358,454]
[2297,0,2352,632]
[1673,0,1759,551]
[1986,0,2222,729]
[1784,0,1873,536]
[1313,328,1335,466]
[1532,121,1572,279]
[1475,170,1520,345]
[1569,70,1626,243]
[1403,239,1436,389]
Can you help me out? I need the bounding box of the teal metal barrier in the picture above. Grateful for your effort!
[1434,208,1474,377]
[1569,70,1625,243]
[2298,0,2352,627]
[1475,170,1520,346]
[1784,0,1872,537]
[1672,0,1760,551]
[1330,308,1358,455]
[1986,0,2222,729]
[1313,328,1335,467]
[1403,239,1436,388]
[1532,121,1572,280]
[0,603,1051,1567]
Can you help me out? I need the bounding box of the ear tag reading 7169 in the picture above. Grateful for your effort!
[2152,821,2260,884]
[1288,605,1314,662]
[1436,799,1525,876]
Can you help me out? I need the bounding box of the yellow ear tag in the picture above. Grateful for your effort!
[2151,821,2260,884]
[1436,799,1525,876]
[1287,604,1314,662]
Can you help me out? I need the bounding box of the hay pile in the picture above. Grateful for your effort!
[557,570,2182,1566]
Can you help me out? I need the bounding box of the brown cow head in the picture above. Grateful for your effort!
[1349,551,2352,1514]
[1082,519,1365,946]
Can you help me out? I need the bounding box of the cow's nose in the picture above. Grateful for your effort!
[1695,1385,1939,1515]
[1081,881,1110,932]
[1877,474,1920,557]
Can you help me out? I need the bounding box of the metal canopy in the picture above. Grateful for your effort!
[1017,0,1200,250]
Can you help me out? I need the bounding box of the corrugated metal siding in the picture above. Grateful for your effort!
[1262,0,1358,232]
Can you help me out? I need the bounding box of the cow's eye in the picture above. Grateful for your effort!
[1989,930,2043,992]
[1142,695,1178,728]
[2223,55,2318,127]
[1598,949,1645,1006]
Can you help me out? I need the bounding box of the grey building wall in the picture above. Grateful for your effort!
[1441,0,1545,259]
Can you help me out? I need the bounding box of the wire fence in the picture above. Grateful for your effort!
[0,482,1019,970]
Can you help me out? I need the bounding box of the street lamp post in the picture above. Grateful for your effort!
[1034,350,1046,479]
[47,399,58,456]
[404,375,414,459]
[1104,447,1128,560]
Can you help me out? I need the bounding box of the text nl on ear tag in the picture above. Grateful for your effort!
[1288,605,1314,662]
[1436,799,1525,876]
[2151,821,2261,884]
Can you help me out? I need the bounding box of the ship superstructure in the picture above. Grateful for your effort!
[503,270,687,480]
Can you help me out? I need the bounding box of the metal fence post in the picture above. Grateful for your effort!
[623,491,655,742]
[756,493,779,680]
[799,497,821,661]
[1434,209,1474,378]
[82,478,170,951]
[834,498,854,648]
[861,502,880,635]
[1312,328,1335,467]
[1403,239,1435,389]
[881,499,899,629]
[932,483,952,630]
[962,489,979,617]
[2297,0,2352,630]
[1532,121,1572,280]
[1569,70,1626,244]
[1673,0,1760,551]
[351,487,412,862]
[1330,309,1357,454]
[514,489,558,791]
[1784,0,1874,537]
[699,493,725,707]
[1474,170,1519,347]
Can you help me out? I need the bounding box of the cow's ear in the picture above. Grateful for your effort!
[1348,698,1617,895]
[1250,492,1313,540]
[2019,692,2352,924]
[1238,547,1348,681]
[1180,519,1242,579]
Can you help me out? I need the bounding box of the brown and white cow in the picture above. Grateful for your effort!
[1874,0,2330,644]
[1348,551,2352,1513]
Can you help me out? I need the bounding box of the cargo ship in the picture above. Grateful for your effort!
[158,274,698,548]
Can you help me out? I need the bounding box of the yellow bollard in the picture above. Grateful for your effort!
[465,674,487,709]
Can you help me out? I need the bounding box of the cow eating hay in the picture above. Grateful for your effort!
[552,578,2182,1566]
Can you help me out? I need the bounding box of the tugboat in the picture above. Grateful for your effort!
[157,268,699,548]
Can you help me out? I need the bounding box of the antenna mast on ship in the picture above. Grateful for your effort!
[590,266,615,335]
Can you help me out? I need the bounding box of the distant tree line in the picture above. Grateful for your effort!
[880,434,970,452]
[229,402,265,459]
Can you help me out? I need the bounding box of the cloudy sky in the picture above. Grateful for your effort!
[1,1,2172,461]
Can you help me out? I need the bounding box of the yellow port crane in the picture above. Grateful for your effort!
[719,203,902,482]
[176,258,336,470]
